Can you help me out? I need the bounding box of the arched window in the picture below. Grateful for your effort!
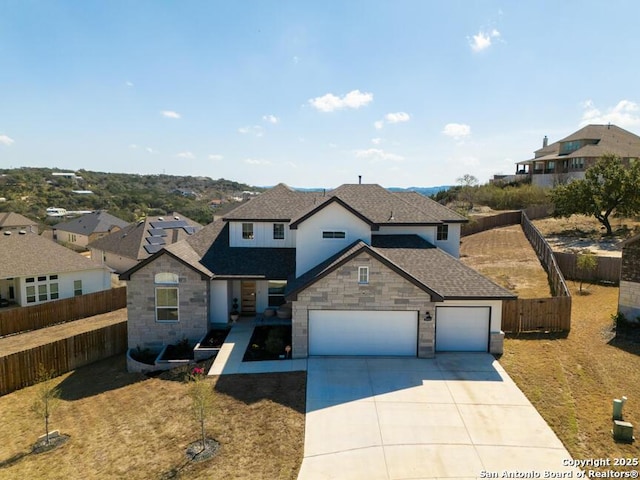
[155,272,179,284]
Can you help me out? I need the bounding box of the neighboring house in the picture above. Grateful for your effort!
[0,231,111,306]
[53,210,129,250]
[498,124,640,187]
[618,233,640,322]
[0,212,39,234]
[121,183,515,360]
[89,213,202,274]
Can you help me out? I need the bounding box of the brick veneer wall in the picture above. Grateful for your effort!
[619,240,640,322]
[126,254,209,350]
[291,252,436,358]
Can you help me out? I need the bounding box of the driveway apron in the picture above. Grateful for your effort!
[298,354,580,480]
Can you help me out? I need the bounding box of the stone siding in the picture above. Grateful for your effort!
[292,252,435,358]
[621,241,640,283]
[618,280,640,322]
[127,254,209,350]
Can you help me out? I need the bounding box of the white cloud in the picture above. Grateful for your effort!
[293,56,300,64]
[374,120,384,130]
[161,110,181,119]
[125,81,134,87]
[209,154,223,161]
[238,125,265,137]
[309,89,373,112]
[443,123,471,139]
[262,114,279,124]
[244,158,272,165]
[0,135,14,146]
[177,151,195,159]
[579,99,640,129]
[385,112,410,124]
[355,148,404,163]
[129,144,139,149]
[371,138,382,145]
[145,147,155,154]
[469,29,501,52]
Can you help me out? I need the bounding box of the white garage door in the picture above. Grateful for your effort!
[435,306,490,352]
[309,310,418,356]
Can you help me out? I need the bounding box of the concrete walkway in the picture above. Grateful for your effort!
[298,354,581,480]
[207,319,307,375]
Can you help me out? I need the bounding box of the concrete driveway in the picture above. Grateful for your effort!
[298,354,580,480]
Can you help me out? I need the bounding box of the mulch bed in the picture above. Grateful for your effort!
[243,326,292,362]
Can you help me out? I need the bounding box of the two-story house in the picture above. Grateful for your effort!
[513,124,640,187]
[121,183,515,361]
[53,210,129,251]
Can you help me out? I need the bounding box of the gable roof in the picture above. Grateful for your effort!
[528,124,640,162]
[286,234,514,301]
[88,212,202,261]
[53,210,129,236]
[0,231,105,279]
[0,212,37,230]
[284,183,466,228]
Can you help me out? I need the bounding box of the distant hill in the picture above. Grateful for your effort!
[388,186,452,197]
[0,167,260,225]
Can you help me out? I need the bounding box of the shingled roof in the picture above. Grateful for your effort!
[88,213,202,261]
[528,124,640,162]
[53,210,129,236]
[286,234,514,301]
[0,231,105,278]
[225,183,467,228]
[0,212,38,231]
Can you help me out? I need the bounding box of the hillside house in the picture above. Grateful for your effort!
[53,210,129,250]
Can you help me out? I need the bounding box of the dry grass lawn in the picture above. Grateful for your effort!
[0,356,305,480]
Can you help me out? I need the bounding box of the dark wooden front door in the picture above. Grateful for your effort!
[241,281,256,315]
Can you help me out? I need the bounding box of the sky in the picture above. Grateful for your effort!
[1,1,640,189]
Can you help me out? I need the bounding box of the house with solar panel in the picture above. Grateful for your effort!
[120,183,515,364]
[88,213,202,274]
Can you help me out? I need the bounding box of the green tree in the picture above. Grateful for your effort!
[456,174,479,210]
[550,155,640,236]
[576,250,597,294]
[31,365,61,445]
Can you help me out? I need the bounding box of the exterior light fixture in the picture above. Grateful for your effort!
[424,312,432,322]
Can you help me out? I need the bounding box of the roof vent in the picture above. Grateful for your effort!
[389,211,395,221]
[158,217,164,221]
[4,231,11,235]
[19,230,26,235]
[174,215,180,220]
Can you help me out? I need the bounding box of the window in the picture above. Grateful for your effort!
[571,157,585,170]
[156,287,179,322]
[273,223,285,240]
[155,272,179,284]
[38,284,48,302]
[268,280,287,307]
[437,224,449,241]
[322,231,346,239]
[242,223,254,240]
[74,280,83,296]
[358,267,369,284]
[26,285,36,303]
[50,282,59,300]
[26,277,35,283]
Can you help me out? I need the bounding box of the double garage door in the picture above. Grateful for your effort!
[308,306,491,356]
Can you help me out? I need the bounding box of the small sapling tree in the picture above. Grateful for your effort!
[31,364,61,445]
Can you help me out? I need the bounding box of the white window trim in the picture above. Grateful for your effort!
[358,266,369,284]
[322,230,347,240]
[155,286,179,323]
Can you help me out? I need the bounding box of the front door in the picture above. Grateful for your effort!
[241,281,256,316]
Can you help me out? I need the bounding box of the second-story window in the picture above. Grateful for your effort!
[242,223,254,240]
[437,225,449,241]
[358,266,369,284]
[322,231,346,239]
[273,223,284,240]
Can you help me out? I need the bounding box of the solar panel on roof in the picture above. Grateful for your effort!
[144,244,163,254]
[148,228,167,236]
[150,220,188,229]
[147,236,166,245]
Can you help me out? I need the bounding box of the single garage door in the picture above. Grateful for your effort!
[435,306,490,352]
[309,310,418,356]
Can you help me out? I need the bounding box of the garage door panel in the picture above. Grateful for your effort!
[309,310,417,356]
[435,306,490,352]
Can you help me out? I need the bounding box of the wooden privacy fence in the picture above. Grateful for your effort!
[501,297,572,333]
[461,211,522,237]
[0,287,126,337]
[553,252,621,285]
[0,320,127,396]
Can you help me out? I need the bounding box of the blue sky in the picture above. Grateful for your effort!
[1,1,640,189]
